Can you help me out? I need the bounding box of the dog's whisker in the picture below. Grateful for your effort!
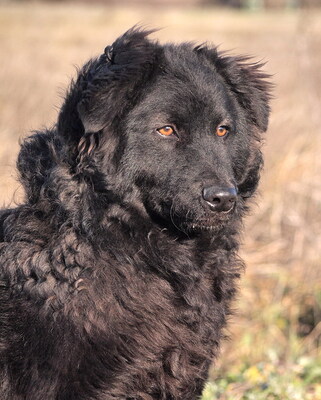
[169,197,189,236]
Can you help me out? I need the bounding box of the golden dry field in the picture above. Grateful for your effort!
[0,3,321,398]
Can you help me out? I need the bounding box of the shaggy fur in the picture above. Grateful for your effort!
[0,28,271,400]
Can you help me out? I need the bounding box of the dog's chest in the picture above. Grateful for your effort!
[87,242,229,350]
[68,245,232,397]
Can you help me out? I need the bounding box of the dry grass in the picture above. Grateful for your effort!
[1,2,321,397]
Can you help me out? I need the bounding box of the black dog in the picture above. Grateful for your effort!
[0,28,271,399]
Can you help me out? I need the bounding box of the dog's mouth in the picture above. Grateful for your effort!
[183,204,236,232]
[185,218,228,232]
[144,197,237,234]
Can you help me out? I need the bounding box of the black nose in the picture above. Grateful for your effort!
[202,186,237,212]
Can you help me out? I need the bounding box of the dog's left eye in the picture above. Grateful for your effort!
[216,125,230,137]
[157,126,176,137]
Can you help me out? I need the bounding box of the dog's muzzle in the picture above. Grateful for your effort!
[202,186,237,213]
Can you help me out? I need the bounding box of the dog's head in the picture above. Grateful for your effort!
[57,27,271,233]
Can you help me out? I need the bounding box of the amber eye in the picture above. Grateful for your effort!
[157,126,175,137]
[216,126,229,137]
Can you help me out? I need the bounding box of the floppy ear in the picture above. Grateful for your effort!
[195,45,272,132]
[57,27,160,167]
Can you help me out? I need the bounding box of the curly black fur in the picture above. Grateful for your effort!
[0,27,271,400]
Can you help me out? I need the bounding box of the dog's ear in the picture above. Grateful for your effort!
[195,46,272,132]
[57,27,160,166]
[77,27,159,134]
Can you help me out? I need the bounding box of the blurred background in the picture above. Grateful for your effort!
[0,0,320,398]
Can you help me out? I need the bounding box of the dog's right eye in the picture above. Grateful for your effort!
[216,125,229,137]
[157,126,176,137]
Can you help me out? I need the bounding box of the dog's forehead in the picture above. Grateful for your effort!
[163,44,214,81]
[136,47,233,119]
[157,45,229,101]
